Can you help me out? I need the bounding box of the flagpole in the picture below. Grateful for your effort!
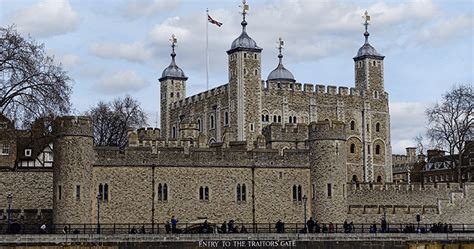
[206,8,209,90]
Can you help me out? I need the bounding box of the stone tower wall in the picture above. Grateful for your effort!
[308,121,347,223]
[160,78,186,139]
[53,116,94,224]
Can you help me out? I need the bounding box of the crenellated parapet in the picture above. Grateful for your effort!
[53,116,93,138]
[263,81,366,98]
[170,84,229,109]
[308,120,346,141]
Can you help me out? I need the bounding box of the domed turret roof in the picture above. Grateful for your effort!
[267,39,295,82]
[354,11,384,60]
[160,38,187,81]
[230,20,260,50]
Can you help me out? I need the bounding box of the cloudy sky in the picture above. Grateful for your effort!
[1,0,472,154]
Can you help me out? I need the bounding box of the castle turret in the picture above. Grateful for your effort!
[160,35,188,140]
[227,0,262,146]
[308,121,347,223]
[354,11,385,96]
[267,37,295,84]
[53,116,94,224]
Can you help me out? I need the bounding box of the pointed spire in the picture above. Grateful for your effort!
[228,0,261,53]
[362,11,370,44]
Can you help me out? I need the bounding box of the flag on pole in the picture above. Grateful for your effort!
[208,14,223,27]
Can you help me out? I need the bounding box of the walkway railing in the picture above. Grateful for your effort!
[1,223,474,235]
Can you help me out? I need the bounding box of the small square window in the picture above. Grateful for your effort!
[25,149,32,157]
[1,144,10,156]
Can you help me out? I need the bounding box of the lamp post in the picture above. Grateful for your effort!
[302,195,307,233]
[97,192,102,234]
[7,193,12,234]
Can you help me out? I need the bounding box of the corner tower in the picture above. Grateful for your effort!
[308,121,347,223]
[227,0,262,144]
[159,35,188,139]
[267,37,295,83]
[53,116,94,224]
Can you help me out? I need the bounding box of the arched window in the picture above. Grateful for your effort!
[373,91,378,99]
[352,175,358,183]
[204,187,209,200]
[176,92,180,98]
[265,115,269,122]
[197,119,202,132]
[273,115,277,123]
[172,126,176,138]
[170,92,174,98]
[293,116,297,123]
[163,183,168,201]
[297,185,302,201]
[158,183,163,201]
[367,124,369,132]
[350,121,355,130]
[373,61,376,66]
[224,112,229,126]
[292,185,297,201]
[375,145,381,155]
[376,122,380,132]
[289,116,292,123]
[98,184,103,200]
[236,184,241,201]
[262,115,265,122]
[377,176,382,183]
[210,115,215,129]
[199,187,203,200]
[104,184,108,201]
[368,145,371,154]
[241,184,246,201]
[278,116,281,123]
[350,144,355,153]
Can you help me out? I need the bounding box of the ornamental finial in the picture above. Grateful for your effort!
[239,0,249,30]
[277,37,284,64]
[362,11,371,44]
[169,34,177,60]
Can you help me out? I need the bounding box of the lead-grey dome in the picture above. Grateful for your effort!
[231,21,260,50]
[356,41,381,57]
[160,49,187,81]
[267,54,295,82]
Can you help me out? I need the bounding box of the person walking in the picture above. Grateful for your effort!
[171,215,178,233]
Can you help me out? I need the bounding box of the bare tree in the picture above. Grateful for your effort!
[426,84,473,184]
[86,95,147,148]
[0,26,72,127]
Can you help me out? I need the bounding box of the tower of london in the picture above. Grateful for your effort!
[1,6,473,230]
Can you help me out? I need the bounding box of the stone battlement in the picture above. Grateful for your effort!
[308,120,346,141]
[170,84,229,109]
[349,182,466,192]
[263,81,365,97]
[53,116,93,137]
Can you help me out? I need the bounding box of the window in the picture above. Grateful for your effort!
[352,175,358,183]
[373,91,379,99]
[199,186,209,201]
[377,176,382,182]
[350,144,355,154]
[254,54,257,59]
[277,83,281,89]
[244,53,247,58]
[98,184,109,201]
[327,183,332,197]
[197,119,202,132]
[158,183,168,201]
[224,112,229,126]
[177,92,180,98]
[376,122,380,132]
[1,144,10,155]
[58,185,62,200]
[293,116,297,123]
[249,123,254,132]
[210,115,215,129]
[312,184,315,200]
[172,126,176,138]
[236,184,246,202]
[292,185,302,201]
[373,61,376,66]
[367,124,369,132]
[75,185,81,201]
[170,92,174,98]
[278,116,281,123]
[375,145,381,155]
[265,115,269,122]
[350,121,355,130]
[273,115,277,123]
[262,115,265,122]
[368,145,371,154]
[25,149,32,157]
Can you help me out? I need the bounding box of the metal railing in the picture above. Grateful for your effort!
[1,222,474,235]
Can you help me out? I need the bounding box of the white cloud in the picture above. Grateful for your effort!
[417,14,473,45]
[122,0,181,19]
[97,70,149,94]
[389,102,430,154]
[89,41,151,63]
[5,0,80,38]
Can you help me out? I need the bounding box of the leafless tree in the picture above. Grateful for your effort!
[86,95,147,148]
[426,84,473,184]
[0,26,72,128]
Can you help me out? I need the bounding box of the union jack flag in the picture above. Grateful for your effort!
[208,14,223,27]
